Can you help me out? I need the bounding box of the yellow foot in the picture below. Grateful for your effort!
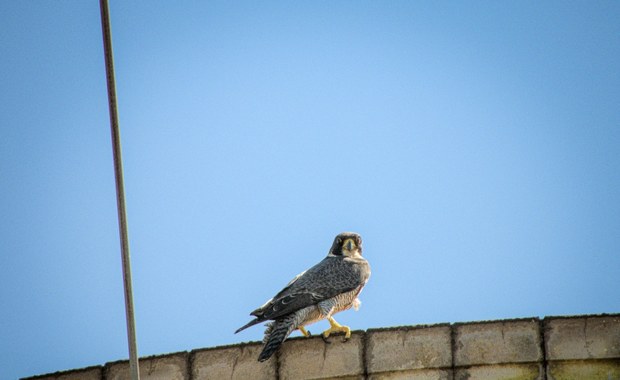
[321,317,351,342]
[298,326,311,337]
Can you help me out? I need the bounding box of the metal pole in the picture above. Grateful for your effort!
[99,1,140,379]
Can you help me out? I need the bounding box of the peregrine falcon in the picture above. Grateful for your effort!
[235,232,371,362]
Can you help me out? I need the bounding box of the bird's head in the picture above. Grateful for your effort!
[328,232,363,258]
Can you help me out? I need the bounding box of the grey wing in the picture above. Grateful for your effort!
[254,257,363,321]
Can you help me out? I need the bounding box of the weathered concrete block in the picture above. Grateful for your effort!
[22,366,102,380]
[454,364,543,380]
[278,331,365,380]
[545,315,620,360]
[454,318,542,366]
[104,352,188,380]
[547,360,620,380]
[366,324,452,375]
[191,342,276,380]
[368,368,453,380]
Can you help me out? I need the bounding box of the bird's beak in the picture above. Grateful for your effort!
[344,238,355,251]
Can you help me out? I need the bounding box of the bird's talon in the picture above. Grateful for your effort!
[321,334,331,344]
[298,326,312,338]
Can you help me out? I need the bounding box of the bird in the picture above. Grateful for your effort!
[235,232,371,362]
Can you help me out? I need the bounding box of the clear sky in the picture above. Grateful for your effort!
[1,1,619,379]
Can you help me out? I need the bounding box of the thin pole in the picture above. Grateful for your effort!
[99,1,140,379]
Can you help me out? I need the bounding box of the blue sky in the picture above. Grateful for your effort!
[1,1,619,378]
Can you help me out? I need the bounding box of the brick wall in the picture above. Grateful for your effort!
[24,314,620,380]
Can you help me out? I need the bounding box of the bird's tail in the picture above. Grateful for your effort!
[258,316,297,362]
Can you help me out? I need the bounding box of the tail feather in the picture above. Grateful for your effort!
[235,318,263,334]
[258,317,296,362]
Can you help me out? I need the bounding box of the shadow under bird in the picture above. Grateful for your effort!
[235,232,371,362]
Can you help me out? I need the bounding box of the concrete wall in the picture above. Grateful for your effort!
[24,314,620,380]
